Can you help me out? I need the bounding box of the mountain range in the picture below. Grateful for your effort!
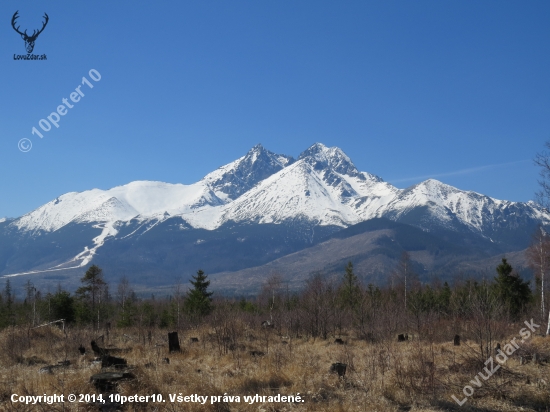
[0,143,546,294]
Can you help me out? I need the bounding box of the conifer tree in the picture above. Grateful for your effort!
[393,251,414,310]
[76,265,106,311]
[4,279,12,309]
[493,258,532,318]
[49,289,75,323]
[340,261,360,309]
[435,282,452,315]
[76,265,107,328]
[184,270,213,316]
[1,279,14,327]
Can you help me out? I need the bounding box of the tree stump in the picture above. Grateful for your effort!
[91,340,107,356]
[90,372,135,392]
[168,332,181,353]
[101,355,127,368]
[330,362,347,377]
[261,320,274,328]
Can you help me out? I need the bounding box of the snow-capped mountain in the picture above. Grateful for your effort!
[223,144,399,226]
[0,143,547,289]
[203,143,294,201]
[13,144,294,234]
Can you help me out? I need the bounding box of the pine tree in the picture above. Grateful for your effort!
[76,265,107,328]
[1,279,14,327]
[49,289,75,323]
[76,265,106,311]
[4,279,12,309]
[493,258,532,318]
[437,281,452,315]
[340,261,360,309]
[117,276,135,327]
[393,251,414,310]
[184,270,213,316]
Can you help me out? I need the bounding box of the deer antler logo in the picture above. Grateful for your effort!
[11,11,49,54]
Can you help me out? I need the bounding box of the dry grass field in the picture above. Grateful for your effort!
[0,320,548,412]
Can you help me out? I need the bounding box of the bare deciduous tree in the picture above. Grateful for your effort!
[300,273,337,340]
[535,141,550,211]
[526,227,550,325]
[533,142,550,334]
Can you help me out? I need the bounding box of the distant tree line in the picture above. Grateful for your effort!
[0,245,545,349]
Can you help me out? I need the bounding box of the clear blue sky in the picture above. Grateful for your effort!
[1,1,549,218]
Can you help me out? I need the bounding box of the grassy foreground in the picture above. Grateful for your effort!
[0,323,549,411]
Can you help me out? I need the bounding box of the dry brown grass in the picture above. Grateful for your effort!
[0,324,549,411]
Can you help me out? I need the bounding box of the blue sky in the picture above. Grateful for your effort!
[1,1,549,218]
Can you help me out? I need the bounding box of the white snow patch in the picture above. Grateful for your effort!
[71,221,119,267]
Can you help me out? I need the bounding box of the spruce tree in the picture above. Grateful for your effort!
[340,261,361,309]
[493,258,532,318]
[4,279,12,309]
[49,290,75,323]
[1,279,14,327]
[76,265,107,328]
[437,282,452,315]
[184,270,213,316]
[76,265,106,311]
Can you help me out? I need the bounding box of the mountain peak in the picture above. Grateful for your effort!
[203,144,295,200]
[242,143,295,167]
[405,179,461,199]
[250,143,265,151]
[244,143,272,163]
[247,143,267,157]
[298,143,359,176]
[420,178,446,187]
[306,142,328,152]
[414,178,480,196]
[298,142,329,158]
